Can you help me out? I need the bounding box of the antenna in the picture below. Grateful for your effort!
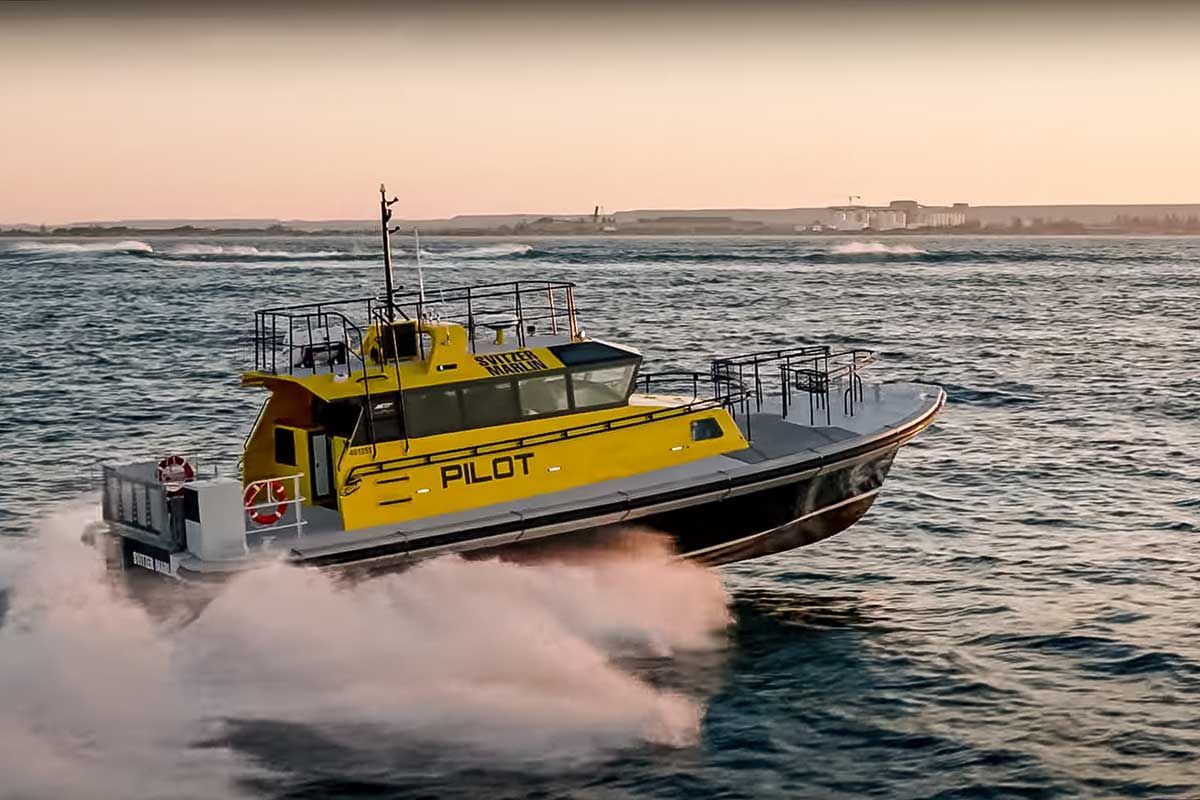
[379,183,398,323]
[414,228,425,310]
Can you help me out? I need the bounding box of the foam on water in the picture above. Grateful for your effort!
[447,243,534,258]
[0,504,256,800]
[830,241,928,255]
[0,509,729,799]
[165,244,348,258]
[164,242,350,257]
[9,240,154,254]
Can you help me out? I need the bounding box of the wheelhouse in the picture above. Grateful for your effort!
[239,278,748,532]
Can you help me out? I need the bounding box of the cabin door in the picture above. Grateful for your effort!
[309,432,336,508]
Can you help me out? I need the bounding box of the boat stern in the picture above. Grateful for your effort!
[99,459,305,580]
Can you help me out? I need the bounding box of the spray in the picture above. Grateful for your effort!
[0,508,731,798]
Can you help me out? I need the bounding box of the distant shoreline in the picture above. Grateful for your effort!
[5,226,1200,239]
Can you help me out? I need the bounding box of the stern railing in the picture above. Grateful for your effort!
[242,473,308,543]
[100,457,221,550]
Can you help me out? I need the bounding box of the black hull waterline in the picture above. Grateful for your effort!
[276,421,918,579]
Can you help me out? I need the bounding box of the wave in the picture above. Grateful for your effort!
[830,241,929,256]
[446,243,535,259]
[9,240,154,255]
[943,382,1040,407]
[164,244,352,259]
[0,511,729,797]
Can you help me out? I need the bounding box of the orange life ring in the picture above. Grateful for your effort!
[243,480,288,526]
[156,455,195,494]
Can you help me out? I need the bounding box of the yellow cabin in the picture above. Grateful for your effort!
[240,281,749,534]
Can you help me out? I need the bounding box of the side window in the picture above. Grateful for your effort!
[690,417,723,441]
[366,393,406,443]
[404,386,464,437]
[570,363,636,409]
[517,374,570,417]
[379,322,418,360]
[274,427,297,465]
[315,398,361,440]
[462,380,519,428]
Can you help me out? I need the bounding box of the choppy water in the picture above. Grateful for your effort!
[1,235,1198,799]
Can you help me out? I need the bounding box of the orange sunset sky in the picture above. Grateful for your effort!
[2,2,1199,223]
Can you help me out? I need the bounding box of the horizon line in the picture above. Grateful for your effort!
[9,199,1200,228]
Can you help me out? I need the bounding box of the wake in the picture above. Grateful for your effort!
[9,240,154,254]
[0,506,730,799]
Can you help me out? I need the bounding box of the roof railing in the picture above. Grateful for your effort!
[251,281,581,371]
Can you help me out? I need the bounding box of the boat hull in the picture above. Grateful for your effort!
[113,386,942,584]
[115,440,902,584]
[669,449,894,566]
[455,444,896,568]
[291,440,901,581]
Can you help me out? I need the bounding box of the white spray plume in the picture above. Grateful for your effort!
[10,240,154,254]
[0,510,730,798]
[831,241,927,255]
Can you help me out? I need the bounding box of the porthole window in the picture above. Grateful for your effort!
[691,417,723,441]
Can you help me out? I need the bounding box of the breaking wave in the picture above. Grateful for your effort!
[447,243,535,259]
[0,509,729,798]
[830,241,929,256]
[164,244,355,259]
[9,240,154,255]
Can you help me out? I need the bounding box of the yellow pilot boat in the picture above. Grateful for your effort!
[99,187,944,581]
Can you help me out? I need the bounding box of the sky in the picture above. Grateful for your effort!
[2,1,1200,223]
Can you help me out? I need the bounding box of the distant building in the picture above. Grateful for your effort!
[911,210,967,228]
[828,206,872,231]
[630,215,766,233]
[828,205,908,231]
[892,200,967,228]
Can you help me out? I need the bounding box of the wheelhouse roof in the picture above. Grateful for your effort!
[242,336,641,402]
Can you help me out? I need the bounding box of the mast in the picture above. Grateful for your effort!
[379,183,399,323]
[414,229,425,309]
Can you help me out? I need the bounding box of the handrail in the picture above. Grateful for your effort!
[637,370,751,402]
[251,281,581,378]
[253,308,368,375]
[779,348,877,423]
[241,397,270,452]
[243,473,308,540]
[256,294,381,316]
[711,344,832,368]
[254,282,575,317]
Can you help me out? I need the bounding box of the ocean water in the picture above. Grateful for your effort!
[0,235,1198,799]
